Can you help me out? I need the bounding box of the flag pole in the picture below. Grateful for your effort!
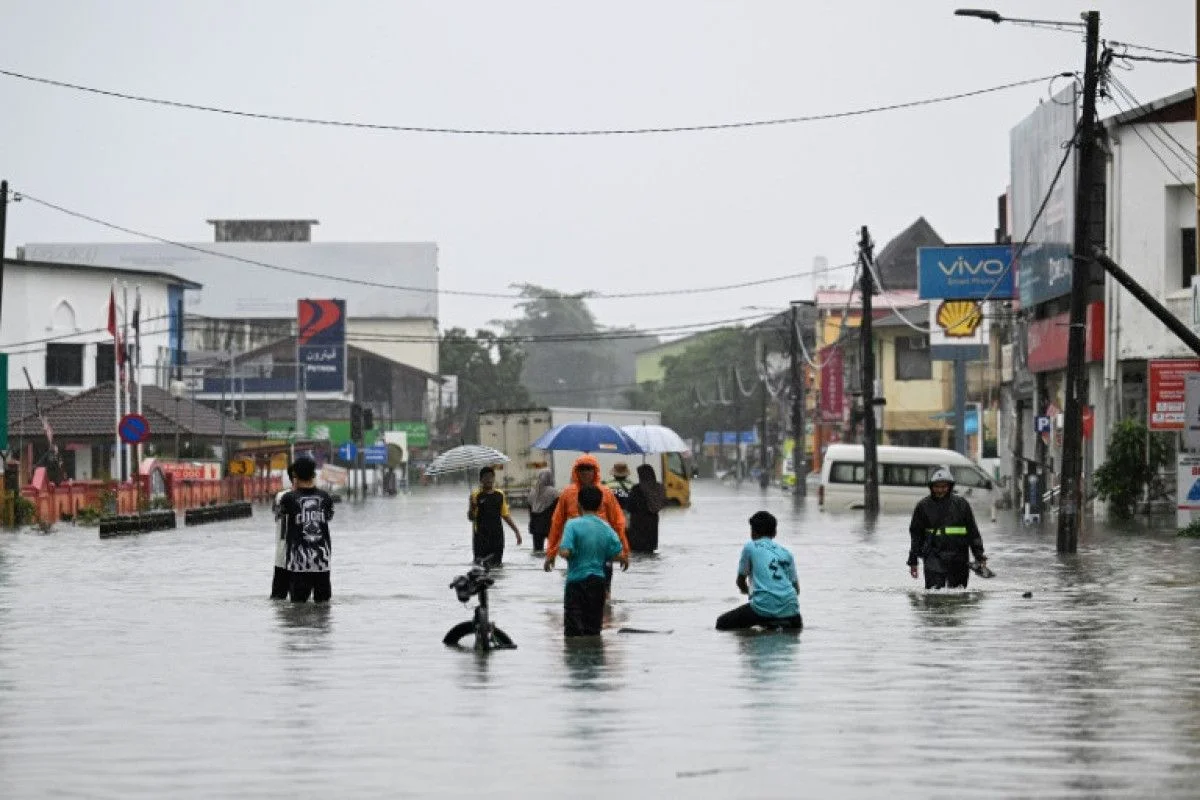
[122,283,131,483]
[134,286,143,465]
[109,281,122,481]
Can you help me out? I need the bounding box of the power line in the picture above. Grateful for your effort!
[866,120,1081,333]
[1108,75,1197,170]
[1107,40,1198,62]
[1108,86,1200,200]
[0,68,1066,136]
[15,189,852,301]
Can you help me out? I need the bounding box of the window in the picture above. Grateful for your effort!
[1182,228,1196,291]
[829,462,865,484]
[950,466,991,489]
[96,345,116,385]
[883,464,932,487]
[894,337,932,381]
[46,343,84,386]
[665,452,687,478]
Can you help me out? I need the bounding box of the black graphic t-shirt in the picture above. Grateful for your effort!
[281,487,335,573]
[470,488,509,539]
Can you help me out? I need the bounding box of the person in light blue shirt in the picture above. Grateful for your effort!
[559,485,627,636]
[715,511,803,630]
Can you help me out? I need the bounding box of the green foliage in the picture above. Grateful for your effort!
[73,505,104,526]
[496,285,653,409]
[1094,419,1170,519]
[13,496,36,526]
[1178,519,1200,538]
[636,328,762,442]
[439,327,532,441]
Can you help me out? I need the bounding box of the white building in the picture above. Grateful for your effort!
[0,259,198,393]
[1100,87,1197,464]
[20,237,440,375]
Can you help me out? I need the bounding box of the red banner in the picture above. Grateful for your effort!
[1148,359,1200,430]
[1027,302,1105,373]
[819,346,844,422]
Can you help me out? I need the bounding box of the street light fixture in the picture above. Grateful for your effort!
[955,8,1085,30]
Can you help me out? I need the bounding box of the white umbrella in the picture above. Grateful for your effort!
[425,444,510,476]
[621,424,688,454]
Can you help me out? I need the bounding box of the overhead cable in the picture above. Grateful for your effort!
[15,189,852,301]
[0,69,1065,136]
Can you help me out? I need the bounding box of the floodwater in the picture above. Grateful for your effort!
[2,482,1199,799]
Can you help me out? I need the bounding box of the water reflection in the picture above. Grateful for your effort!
[273,602,333,654]
[736,629,801,682]
[561,637,609,689]
[907,590,982,628]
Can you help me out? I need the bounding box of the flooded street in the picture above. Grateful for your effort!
[2,481,1200,799]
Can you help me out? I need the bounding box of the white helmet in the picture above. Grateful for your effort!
[928,466,955,487]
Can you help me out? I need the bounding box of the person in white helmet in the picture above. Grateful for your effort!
[907,466,987,589]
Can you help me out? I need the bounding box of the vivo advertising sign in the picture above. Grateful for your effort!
[918,245,1015,300]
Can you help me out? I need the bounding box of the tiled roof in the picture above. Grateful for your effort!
[875,217,945,291]
[8,382,263,440]
[7,390,67,430]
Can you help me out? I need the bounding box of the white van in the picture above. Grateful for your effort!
[818,444,999,514]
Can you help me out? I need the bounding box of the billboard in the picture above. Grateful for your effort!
[298,299,346,393]
[1011,85,1077,307]
[929,299,989,361]
[917,245,1015,299]
[1148,358,1200,430]
[819,345,844,422]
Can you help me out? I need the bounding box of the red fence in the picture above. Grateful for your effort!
[19,468,282,525]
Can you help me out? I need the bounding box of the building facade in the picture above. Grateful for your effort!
[0,259,197,395]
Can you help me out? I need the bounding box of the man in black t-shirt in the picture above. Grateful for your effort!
[468,466,522,565]
[280,457,336,603]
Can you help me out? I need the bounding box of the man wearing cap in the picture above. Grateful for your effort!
[907,466,987,589]
[605,462,634,518]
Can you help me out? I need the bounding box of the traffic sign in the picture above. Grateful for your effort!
[1035,415,1052,433]
[363,444,388,465]
[337,441,358,461]
[119,413,151,444]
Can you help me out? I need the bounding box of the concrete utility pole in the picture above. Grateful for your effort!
[1058,10,1102,554]
[859,226,880,514]
[0,180,8,333]
[759,340,770,489]
[790,303,807,498]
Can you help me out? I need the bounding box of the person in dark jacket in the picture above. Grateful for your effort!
[627,464,666,553]
[907,466,987,589]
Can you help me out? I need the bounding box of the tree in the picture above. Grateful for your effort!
[438,328,531,442]
[639,328,762,443]
[496,285,643,408]
[1093,418,1170,519]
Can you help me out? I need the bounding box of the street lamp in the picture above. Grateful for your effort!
[954,8,1085,31]
[170,379,186,458]
[956,7,1100,554]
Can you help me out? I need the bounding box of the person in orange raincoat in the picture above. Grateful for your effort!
[543,454,630,593]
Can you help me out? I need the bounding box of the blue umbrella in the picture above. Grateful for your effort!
[532,422,645,455]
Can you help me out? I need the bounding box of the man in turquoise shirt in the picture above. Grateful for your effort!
[716,511,803,630]
[559,485,627,637]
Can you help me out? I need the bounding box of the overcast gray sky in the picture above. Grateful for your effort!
[1,0,1194,334]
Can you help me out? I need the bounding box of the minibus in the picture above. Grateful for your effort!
[819,444,998,513]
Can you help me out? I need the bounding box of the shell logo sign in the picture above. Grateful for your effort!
[935,300,984,338]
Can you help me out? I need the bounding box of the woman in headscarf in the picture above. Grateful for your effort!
[527,468,559,554]
[627,464,667,553]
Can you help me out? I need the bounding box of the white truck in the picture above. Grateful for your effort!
[478,406,663,506]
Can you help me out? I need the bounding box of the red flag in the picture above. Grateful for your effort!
[107,288,125,366]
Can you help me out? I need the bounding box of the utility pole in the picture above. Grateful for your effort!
[789,303,807,498]
[1058,10,1101,554]
[758,339,770,489]
[0,180,8,333]
[732,369,742,483]
[859,226,880,514]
